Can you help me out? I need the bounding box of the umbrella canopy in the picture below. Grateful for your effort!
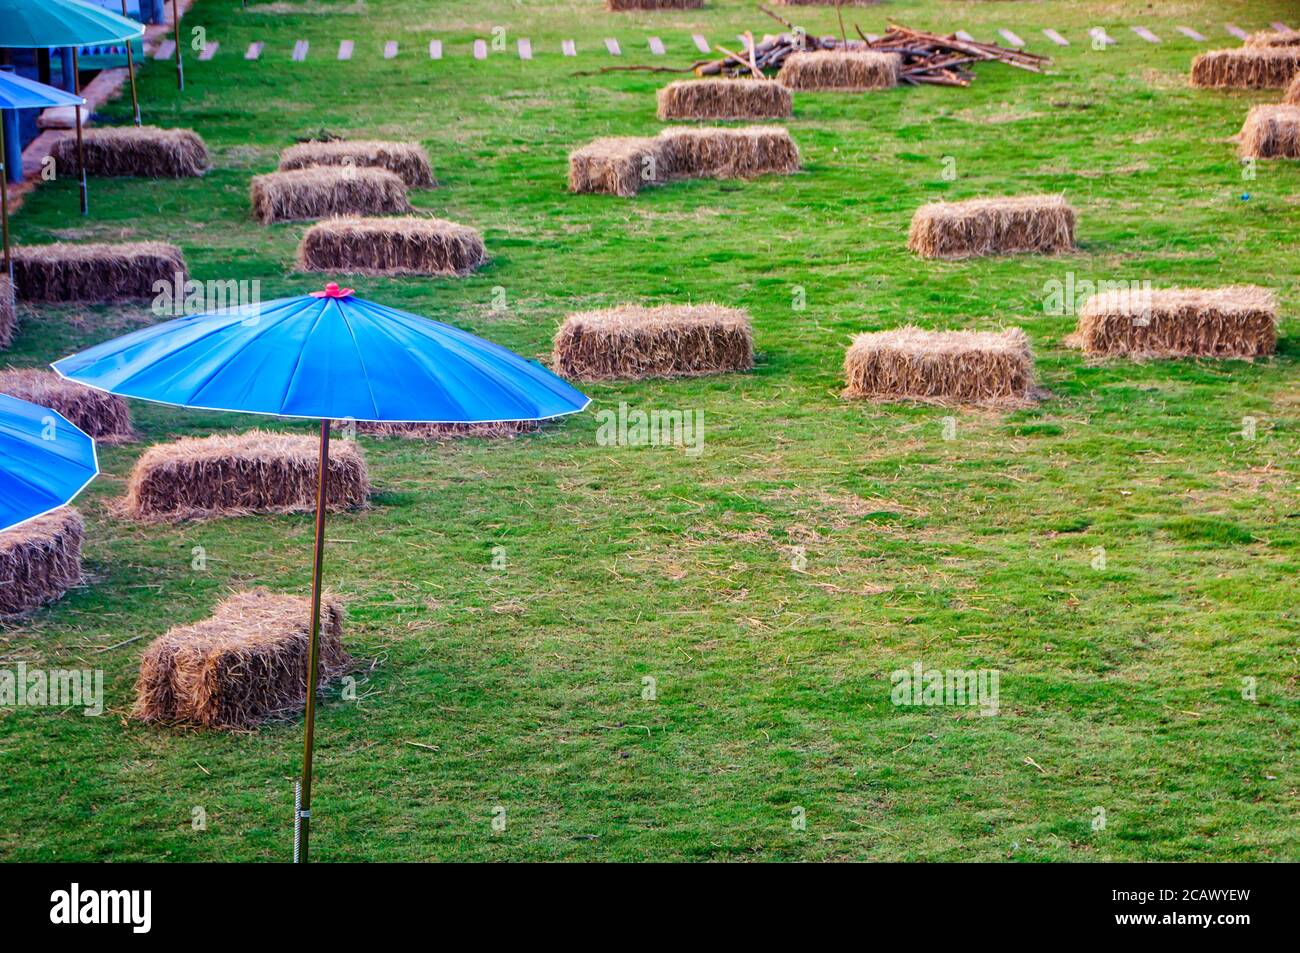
[52,284,591,422]
[54,283,588,862]
[0,0,144,47]
[0,393,100,533]
[0,70,87,110]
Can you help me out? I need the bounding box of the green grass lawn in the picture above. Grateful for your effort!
[0,0,1296,862]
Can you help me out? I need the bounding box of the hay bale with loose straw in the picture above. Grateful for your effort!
[777,51,901,91]
[0,275,14,349]
[568,137,670,197]
[908,195,1076,260]
[133,588,352,730]
[843,326,1036,407]
[1245,29,1300,48]
[10,241,186,302]
[1284,73,1300,104]
[297,216,486,276]
[342,420,542,440]
[658,126,801,178]
[278,139,435,187]
[553,304,753,380]
[49,126,208,178]
[1190,47,1300,88]
[120,430,371,522]
[0,368,133,442]
[1072,287,1277,359]
[605,0,701,10]
[0,508,83,617]
[1239,104,1300,158]
[249,166,410,224]
[657,79,793,121]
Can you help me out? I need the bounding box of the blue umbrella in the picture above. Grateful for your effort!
[0,71,88,277]
[54,282,589,861]
[0,392,100,533]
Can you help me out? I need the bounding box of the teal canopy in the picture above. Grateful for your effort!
[0,0,144,48]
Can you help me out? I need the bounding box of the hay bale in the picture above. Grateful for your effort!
[249,166,410,224]
[278,139,435,188]
[843,326,1035,406]
[10,241,186,302]
[343,420,542,440]
[1239,104,1300,158]
[297,216,486,276]
[1245,29,1300,48]
[1073,287,1277,358]
[121,430,371,522]
[1285,73,1300,104]
[133,588,351,730]
[49,126,208,178]
[908,195,1076,260]
[605,0,701,9]
[658,126,801,178]
[657,79,793,121]
[1190,48,1300,88]
[553,304,753,380]
[0,368,133,442]
[0,508,83,617]
[776,51,901,91]
[0,275,14,350]
[568,136,670,197]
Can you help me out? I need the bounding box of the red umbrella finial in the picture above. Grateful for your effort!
[311,282,354,299]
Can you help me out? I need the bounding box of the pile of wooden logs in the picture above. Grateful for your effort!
[695,15,1050,86]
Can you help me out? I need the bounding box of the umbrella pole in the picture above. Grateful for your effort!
[296,419,331,863]
[122,1,142,125]
[172,0,184,92]
[0,119,10,282]
[71,49,88,216]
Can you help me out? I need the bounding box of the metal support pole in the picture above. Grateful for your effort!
[172,0,184,91]
[72,49,87,216]
[122,1,142,125]
[296,419,331,862]
[0,119,10,282]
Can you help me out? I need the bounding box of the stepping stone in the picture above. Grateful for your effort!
[429,39,442,60]
[998,28,1026,48]
[1226,23,1248,40]
[1131,26,1160,43]
[1176,26,1206,42]
[518,38,532,60]
[154,39,175,60]
[244,41,262,60]
[1273,22,1291,32]
[1088,27,1116,46]
[605,38,621,56]
[954,30,975,42]
[383,41,397,59]
[338,40,353,61]
[649,36,665,56]
[692,33,709,54]
[865,33,879,43]
[473,39,487,60]
[1043,28,1069,46]
[291,40,309,62]
[198,41,218,61]
[562,39,576,56]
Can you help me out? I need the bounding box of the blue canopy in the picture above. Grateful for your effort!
[53,284,591,423]
[0,0,144,48]
[0,393,100,533]
[0,70,87,111]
